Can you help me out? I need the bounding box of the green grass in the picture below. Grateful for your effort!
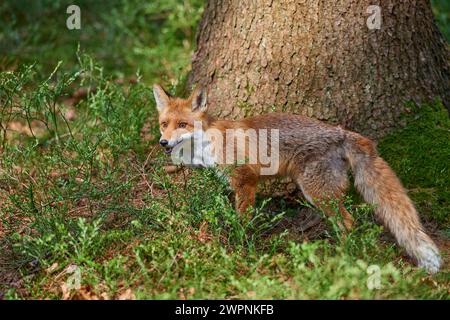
[0,0,449,300]
[0,58,449,300]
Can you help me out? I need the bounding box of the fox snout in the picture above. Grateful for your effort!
[159,139,169,147]
[159,137,181,154]
[159,133,193,155]
[159,134,187,147]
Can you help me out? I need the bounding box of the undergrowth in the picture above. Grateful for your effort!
[0,60,448,299]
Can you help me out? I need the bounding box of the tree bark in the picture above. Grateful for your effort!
[190,0,450,139]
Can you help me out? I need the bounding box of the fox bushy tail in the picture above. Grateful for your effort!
[344,132,440,273]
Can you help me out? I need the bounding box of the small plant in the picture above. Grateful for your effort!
[15,217,102,267]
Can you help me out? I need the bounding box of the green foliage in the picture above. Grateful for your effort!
[0,0,204,82]
[16,216,103,266]
[432,0,450,42]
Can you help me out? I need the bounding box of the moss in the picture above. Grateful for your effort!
[378,101,450,226]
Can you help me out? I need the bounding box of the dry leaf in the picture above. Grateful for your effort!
[46,262,59,274]
[117,288,135,300]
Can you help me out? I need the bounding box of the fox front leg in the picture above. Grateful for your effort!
[230,165,259,220]
[234,183,257,218]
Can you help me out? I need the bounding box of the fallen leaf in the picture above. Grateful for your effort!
[117,288,135,300]
[46,262,59,274]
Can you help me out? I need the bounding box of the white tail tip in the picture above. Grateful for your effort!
[416,243,441,274]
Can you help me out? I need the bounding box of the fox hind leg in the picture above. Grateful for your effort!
[300,185,353,231]
[295,160,353,231]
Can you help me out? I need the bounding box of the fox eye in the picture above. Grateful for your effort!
[178,122,187,128]
[161,122,168,129]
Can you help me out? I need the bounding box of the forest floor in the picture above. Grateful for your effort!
[0,1,449,299]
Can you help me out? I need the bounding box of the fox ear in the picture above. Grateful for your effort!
[191,87,207,112]
[153,84,170,112]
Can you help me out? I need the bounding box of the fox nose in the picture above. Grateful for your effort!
[159,139,169,147]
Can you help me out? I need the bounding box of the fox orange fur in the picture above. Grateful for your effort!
[153,84,441,273]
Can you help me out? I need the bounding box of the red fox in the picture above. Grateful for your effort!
[153,84,441,273]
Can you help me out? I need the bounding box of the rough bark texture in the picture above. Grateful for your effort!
[190,0,450,139]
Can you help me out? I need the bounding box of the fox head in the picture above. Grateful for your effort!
[153,84,211,154]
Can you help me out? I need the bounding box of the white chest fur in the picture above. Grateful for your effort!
[171,130,217,168]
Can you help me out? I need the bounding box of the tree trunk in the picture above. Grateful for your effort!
[190,0,450,139]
